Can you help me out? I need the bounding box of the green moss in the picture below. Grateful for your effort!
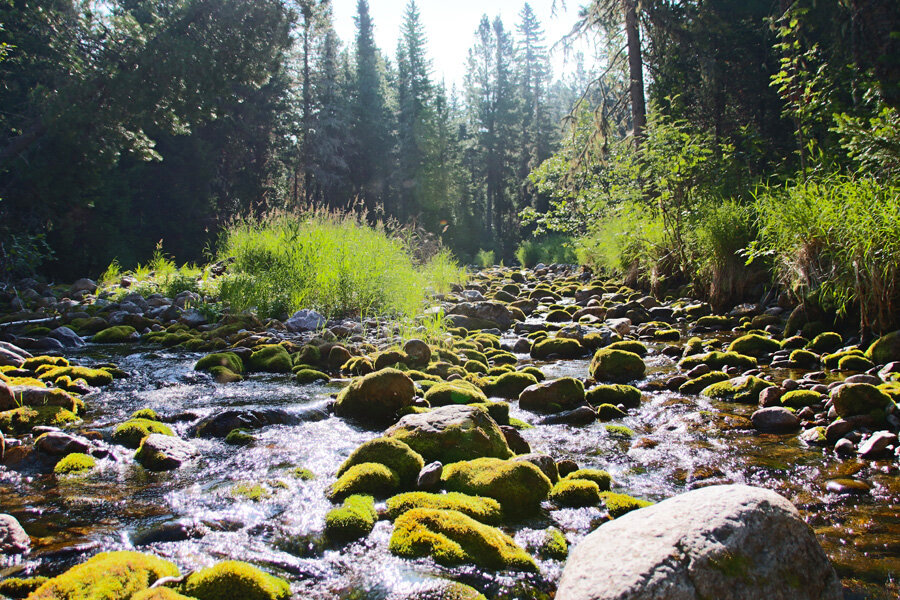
[695,315,735,328]
[482,371,538,399]
[246,344,293,373]
[678,371,729,394]
[341,356,374,376]
[709,550,752,581]
[37,366,112,387]
[230,483,273,502]
[866,330,900,364]
[336,437,424,485]
[180,560,290,600]
[389,508,536,571]
[564,468,612,491]
[0,576,49,599]
[539,527,568,560]
[508,417,533,430]
[590,348,645,383]
[334,368,416,423]
[679,351,757,370]
[130,408,159,421]
[596,403,626,421]
[832,383,893,418]
[425,381,488,406]
[131,589,195,600]
[823,348,865,369]
[329,462,400,501]
[441,457,551,516]
[469,401,510,426]
[682,336,705,356]
[386,491,503,524]
[702,376,773,404]
[585,384,642,409]
[225,428,255,446]
[291,467,316,480]
[54,452,96,475]
[194,352,244,374]
[92,326,137,343]
[781,390,822,408]
[293,368,329,384]
[112,418,174,449]
[838,354,875,371]
[780,335,809,350]
[653,328,681,341]
[325,494,377,541]
[599,491,653,517]
[606,340,648,357]
[604,425,634,438]
[27,551,179,600]
[0,405,79,434]
[530,338,584,360]
[727,334,780,357]
[789,349,820,368]
[808,332,843,353]
[24,356,69,370]
[549,479,601,507]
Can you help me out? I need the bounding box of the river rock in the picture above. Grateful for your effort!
[385,404,512,463]
[335,368,416,424]
[70,278,98,294]
[751,407,800,433]
[556,484,842,600]
[416,461,443,491]
[858,431,897,459]
[0,381,13,412]
[519,377,585,413]
[402,338,431,366]
[135,434,199,471]
[0,346,26,368]
[500,425,530,454]
[830,383,893,418]
[285,309,326,332]
[0,513,30,555]
[194,408,298,438]
[178,308,208,328]
[539,406,597,426]
[48,326,85,348]
[512,452,559,484]
[447,301,514,330]
[758,386,784,408]
[35,431,93,456]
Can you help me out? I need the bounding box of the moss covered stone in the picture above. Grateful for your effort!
[0,405,79,434]
[209,366,243,383]
[180,560,290,600]
[679,351,757,371]
[92,326,138,343]
[605,424,635,438]
[701,376,773,404]
[194,352,244,374]
[386,491,503,524]
[325,494,377,542]
[866,330,900,365]
[341,356,375,376]
[599,491,653,517]
[336,437,424,486]
[564,468,612,491]
[837,354,875,372]
[585,384,642,409]
[481,372,538,399]
[225,429,254,446]
[530,337,584,360]
[112,418,174,449]
[131,408,159,421]
[25,356,69,371]
[425,381,488,406]
[329,462,400,501]
[335,368,416,424]
[590,348,645,383]
[653,329,681,342]
[441,457,551,516]
[27,551,179,600]
[606,340,648,357]
[695,315,735,329]
[518,377,585,413]
[247,345,292,373]
[131,589,195,600]
[808,332,843,353]
[386,405,512,463]
[727,334,781,357]
[678,371,730,395]
[831,383,893,418]
[37,366,113,388]
[780,390,822,409]
[823,348,866,369]
[789,349,821,368]
[539,527,568,560]
[549,479,601,507]
[389,508,536,571]
[595,403,625,420]
[294,368,329,384]
[0,576,49,598]
[54,452,96,475]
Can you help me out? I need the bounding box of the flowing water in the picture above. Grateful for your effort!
[1,336,898,599]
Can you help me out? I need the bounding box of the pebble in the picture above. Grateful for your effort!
[858,431,898,459]
[825,478,871,495]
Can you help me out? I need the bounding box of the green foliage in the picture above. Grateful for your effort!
[54,452,96,475]
[421,248,469,294]
[180,560,290,600]
[325,494,377,542]
[385,491,503,524]
[515,235,578,267]
[474,249,495,268]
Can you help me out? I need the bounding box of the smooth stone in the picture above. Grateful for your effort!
[539,406,597,426]
[193,408,299,438]
[500,425,531,454]
[35,431,93,456]
[48,326,85,348]
[844,374,881,385]
[834,438,856,457]
[285,309,326,333]
[758,386,784,408]
[512,453,559,484]
[751,407,800,433]
[825,478,871,494]
[135,434,198,471]
[857,431,898,459]
[416,461,443,491]
[0,513,30,554]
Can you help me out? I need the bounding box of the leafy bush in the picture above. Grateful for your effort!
[515,234,578,267]
[474,249,495,268]
[421,248,468,294]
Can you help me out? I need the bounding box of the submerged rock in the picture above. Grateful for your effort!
[194,409,299,438]
[556,484,842,600]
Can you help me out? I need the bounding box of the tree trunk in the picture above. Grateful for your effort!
[622,0,646,145]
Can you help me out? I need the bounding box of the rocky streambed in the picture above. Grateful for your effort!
[1,265,899,599]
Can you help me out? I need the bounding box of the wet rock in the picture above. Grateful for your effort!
[500,425,531,454]
[447,301,514,330]
[70,278,98,294]
[403,338,431,366]
[0,381,13,412]
[519,377,585,413]
[686,364,711,378]
[605,318,631,336]
[702,376,773,404]
[830,383,892,418]
[48,326,85,348]
[3,387,79,412]
[335,368,416,424]
[416,461,443,491]
[825,419,854,445]
[858,431,897,459]
[194,409,298,438]
[385,405,512,463]
[834,438,856,456]
[590,348,645,383]
[131,519,206,546]
[15,336,65,352]
[34,431,92,456]
[825,478,870,494]
[758,386,784,408]
[751,407,800,433]
[866,330,900,365]
[557,459,579,478]
[512,453,559,484]
[285,309,326,333]
[0,513,30,555]
[539,406,597,426]
[556,484,842,600]
[135,434,199,471]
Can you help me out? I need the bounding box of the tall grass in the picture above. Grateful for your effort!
[420,248,468,294]
[216,213,465,319]
[755,175,900,333]
[515,234,579,267]
[474,249,495,268]
[693,199,759,309]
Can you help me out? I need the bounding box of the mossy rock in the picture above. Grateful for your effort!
[780,335,809,350]
[482,371,538,399]
[225,429,255,446]
[325,494,377,542]
[679,351,757,371]
[247,345,293,373]
[294,368,329,384]
[336,437,424,486]
[0,576,49,599]
[599,491,653,517]
[530,338,584,360]
[585,384,642,409]
[389,508,536,571]
[606,340,648,357]
[605,424,635,438]
[789,349,820,368]
[831,383,893,418]
[341,356,375,376]
[132,589,195,600]
[92,326,138,343]
[209,366,243,383]
[386,405,512,463]
[23,356,69,370]
[549,479,601,507]
[695,315,735,329]
[518,377,585,413]
[27,551,179,600]
[374,350,410,371]
[780,390,822,409]
[229,482,273,502]
[195,352,244,374]
[38,366,112,387]
[678,371,730,395]
[386,491,503,524]
[112,418,174,449]
[180,560,290,600]
[335,368,416,424]
[653,329,681,342]
[539,527,568,560]
[441,457,551,516]
[564,468,612,491]
[469,401,510,426]
[131,408,159,421]
[596,403,626,420]
[590,348,645,383]
[727,334,780,357]
[823,348,866,370]
[0,405,79,434]
[425,381,488,406]
[838,354,875,372]
[295,344,323,367]
[54,452,96,475]
[866,330,900,365]
[808,332,843,353]
[701,376,773,404]
[329,462,400,501]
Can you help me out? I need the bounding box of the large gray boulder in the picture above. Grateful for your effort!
[556,484,842,600]
[447,301,514,330]
[0,513,30,555]
[135,434,198,471]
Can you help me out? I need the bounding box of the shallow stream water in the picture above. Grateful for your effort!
[1,336,898,599]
